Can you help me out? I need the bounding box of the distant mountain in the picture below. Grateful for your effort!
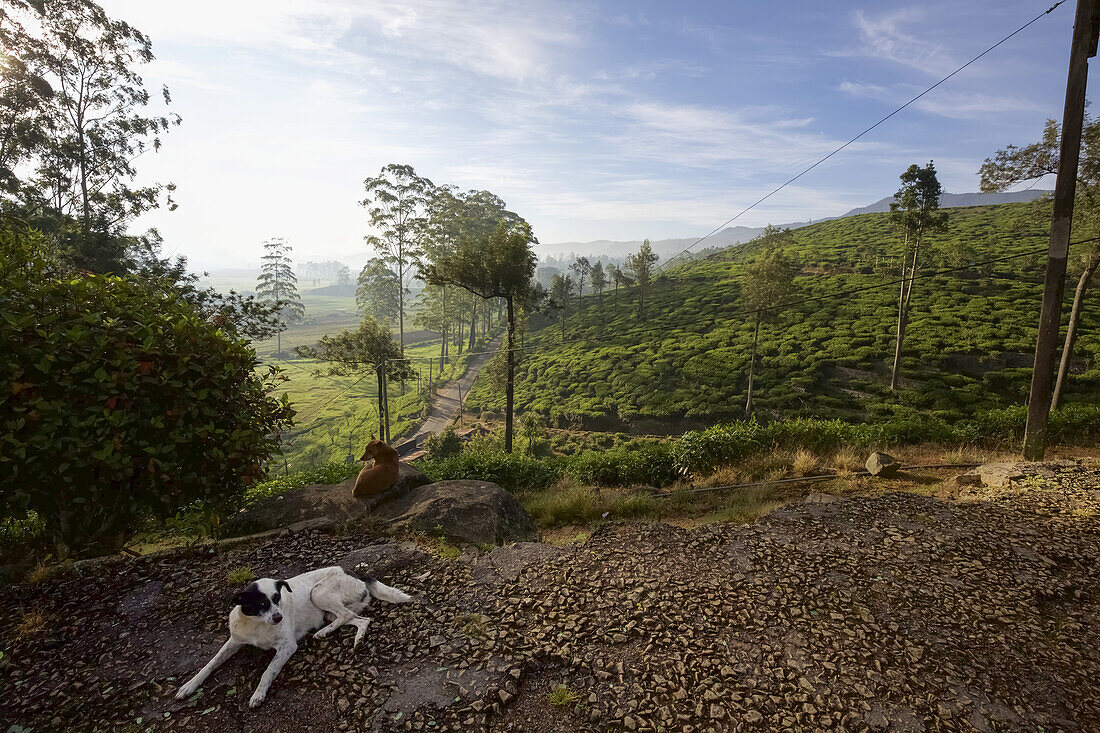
[838,190,1051,218]
[539,190,1052,262]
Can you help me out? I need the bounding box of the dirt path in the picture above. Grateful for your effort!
[3,462,1099,732]
[414,334,502,437]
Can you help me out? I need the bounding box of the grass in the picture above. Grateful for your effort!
[18,610,46,636]
[547,683,580,707]
[269,331,491,472]
[226,566,256,585]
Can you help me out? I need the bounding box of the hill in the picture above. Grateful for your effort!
[466,201,1099,430]
[537,190,1052,262]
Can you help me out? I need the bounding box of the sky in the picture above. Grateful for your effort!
[94,0,1097,270]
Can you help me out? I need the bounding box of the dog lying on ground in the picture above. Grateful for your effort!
[176,567,413,708]
[354,436,401,498]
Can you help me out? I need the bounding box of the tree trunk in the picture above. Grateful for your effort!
[889,234,914,392]
[745,315,760,417]
[469,301,477,351]
[505,295,516,453]
[376,364,386,437]
[1052,257,1098,408]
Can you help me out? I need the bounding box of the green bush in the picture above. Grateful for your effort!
[0,230,295,555]
[425,426,464,459]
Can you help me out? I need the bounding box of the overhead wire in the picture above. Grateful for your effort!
[657,0,1069,272]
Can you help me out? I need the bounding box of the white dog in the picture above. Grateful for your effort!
[176,566,413,708]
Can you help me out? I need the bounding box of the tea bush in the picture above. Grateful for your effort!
[0,230,295,555]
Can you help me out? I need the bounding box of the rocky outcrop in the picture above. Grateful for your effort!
[373,479,539,545]
[220,463,431,537]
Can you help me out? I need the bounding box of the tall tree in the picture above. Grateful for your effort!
[0,3,54,196]
[888,162,949,391]
[626,238,659,321]
[21,0,179,272]
[980,116,1100,407]
[335,263,351,287]
[296,317,412,441]
[741,248,796,416]
[256,237,304,356]
[360,163,433,354]
[590,260,606,306]
[421,217,537,452]
[356,256,400,325]
[548,273,574,337]
[569,256,591,297]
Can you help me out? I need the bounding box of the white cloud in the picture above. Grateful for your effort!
[837,7,956,76]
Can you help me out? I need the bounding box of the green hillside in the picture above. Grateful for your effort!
[466,202,1100,429]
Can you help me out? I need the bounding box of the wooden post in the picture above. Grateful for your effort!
[1023,0,1100,460]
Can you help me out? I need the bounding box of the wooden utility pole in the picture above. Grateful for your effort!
[1023,0,1100,460]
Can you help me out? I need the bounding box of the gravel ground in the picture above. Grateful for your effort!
[1,462,1098,732]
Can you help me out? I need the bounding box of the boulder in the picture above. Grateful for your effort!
[977,462,1024,489]
[220,462,431,537]
[865,451,901,477]
[373,480,539,545]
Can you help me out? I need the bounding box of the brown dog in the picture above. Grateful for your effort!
[353,436,400,498]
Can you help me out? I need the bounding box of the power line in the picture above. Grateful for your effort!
[657,0,1069,272]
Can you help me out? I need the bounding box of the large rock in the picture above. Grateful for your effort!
[865,451,901,477]
[977,462,1024,489]
[373,480,539,545]
[220,462,431,537]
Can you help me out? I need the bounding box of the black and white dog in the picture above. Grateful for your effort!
[176,566,413,708]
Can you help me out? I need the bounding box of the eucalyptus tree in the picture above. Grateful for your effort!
[980,116,1100,407]
[256,237,304,356]
[22,0,180,272]
[888,162,948,391]
[590,260,607,305]
[421,213,537,453]
[626,239,659,321]
[360,163,434,353]
[356,256,400,325]
[569,256,591,297]
[741,248,796,416]
[0,3,54,196]
[548,273,574,337]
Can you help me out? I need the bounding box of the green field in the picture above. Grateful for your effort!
[271,332,490,471]
[465,202,1100,429]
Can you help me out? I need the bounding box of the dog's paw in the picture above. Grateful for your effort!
[312,628,330,640]
[248,690,266,708]
[175,682,198,700]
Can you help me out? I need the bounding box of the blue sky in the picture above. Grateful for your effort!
[97,0,1095,269]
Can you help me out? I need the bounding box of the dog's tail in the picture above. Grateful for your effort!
[363,576,414,604]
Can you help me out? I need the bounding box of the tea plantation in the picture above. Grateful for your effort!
[466,202,1100,429]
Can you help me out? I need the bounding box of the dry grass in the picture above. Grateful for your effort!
[832,448,862,475]
[26,562,54,585]
[791,449,819,476]
[18,610,46,636]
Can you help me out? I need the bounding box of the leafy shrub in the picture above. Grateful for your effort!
[566,443,678,487]
[425,426,463,459]
[0,230,295,555]
[246,460,362,504]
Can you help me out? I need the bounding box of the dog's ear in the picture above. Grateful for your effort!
[275,580,292,594]
[230,592,246,607]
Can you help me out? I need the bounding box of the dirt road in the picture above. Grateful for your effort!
[414,334,501,437]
